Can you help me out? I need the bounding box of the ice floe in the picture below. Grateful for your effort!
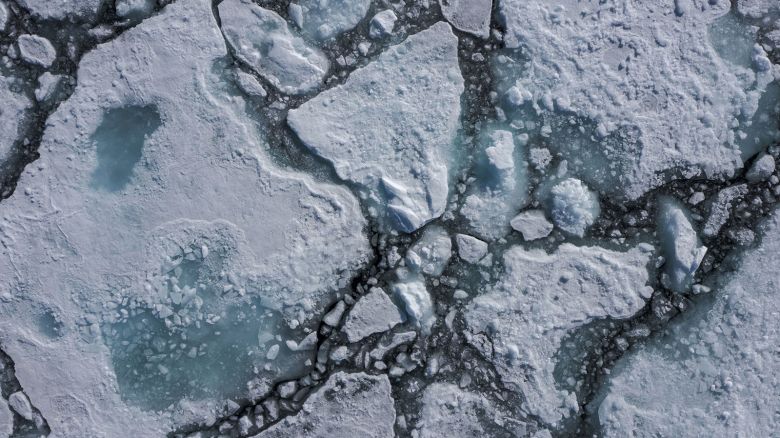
[439,0,491,39]
[657,197,707,293]
[16,34,56,68]
[342,287,403,343]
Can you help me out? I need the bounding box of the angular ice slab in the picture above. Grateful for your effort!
[496,0,775,199]
[219,0,329,95]
[288,22,464,233]
[465,243,653,425]
[342,287,403,343]
[657,197,707,293]
[294,0,371,41]
[439,0,492,39]
[0,0,369,435]
[255,372,395,438]
[595,209,780,437]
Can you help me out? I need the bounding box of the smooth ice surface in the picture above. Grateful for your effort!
[657,197,707,293]
[596,209,780,437]
[0,77,32,163]
[289,22,463,233]
[295,0,371,41]
[17,0,104,21]
[219,0,329,95]
[0,0,369,435]
[418,383,520,437]
[342,288,403,343]
[16,34,56,68]
[439,0,492,38]
[466,243,653,425]
[496,0,776,199]
[255,372,395,438]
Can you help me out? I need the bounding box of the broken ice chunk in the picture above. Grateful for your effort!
[16,0,105,21]
[657,197,707,293]
[455,234,488,264]
[746,153,776,182]
[234,70,267,98]
[465,243,652,424]
[34,72,64,103]
[0,398,11,437]
[0,77,32,164]
[407,225,452,276]
[510,209,553,241]
[17,34,56,68]
[0,1,8,31]
[288,22,463,233]
[703,184,748,237]
[392,279,435,334]
[255,372,395,438]
[369,9,397,39]
[296,0,372,41]
[342,288,403,343]
[322,300,346,327]
[545,178,600,237]
[218,0,329,95]
[8,392,33,421]
[439,0,492,39]
[115,0,155,19]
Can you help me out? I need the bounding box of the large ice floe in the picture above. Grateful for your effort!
[0,0,369,435]
[594,208,780,437]
[288,21,464,233]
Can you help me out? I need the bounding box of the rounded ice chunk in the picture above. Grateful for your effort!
[369,9,397,39]
[17,34,56,68]
[546,178,600,237]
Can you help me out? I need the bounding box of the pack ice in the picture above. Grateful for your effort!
[0,0,369,435]
[288,22,464,233]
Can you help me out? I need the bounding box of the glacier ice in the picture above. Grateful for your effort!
[543,178,600,238]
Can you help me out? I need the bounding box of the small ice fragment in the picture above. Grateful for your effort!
[369,10,397,39]
[115,0,155,19]
[392,279,434,334]
[329,346,349,363]
[235,70,267,98]
[266,344,280,360]
[297,0,371,40]
[688,192,705,205]
[8,391,33,421]
[455,234,488,264]
[34,72,64,103]
[407,225,452,276]
[546,178,600,237]
[17,34,57,68]
[342,288,403,343]
[510,209,553,241]
[703,184,748,237]
[322,300,346,327]
[439,0,491,38]
[657,197,707,293]
[746,154,775,182]
[288,3,303,28]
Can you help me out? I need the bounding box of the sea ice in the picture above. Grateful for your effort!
[294,0,371,41]
[0,2,7,31]
[7,392,32,421]
[407,225,452,276]
[746,153,776,182]
[218,0,329,95]
[392,279,434,334]
[255,372,395,438]
[115,0,155,19]
[544,178,600,237]
[495,0,776,199]
[234,70,267,98]
[16,0,105,21]
[0,398,10,438]
[454,234,488,264]
[34,72,64,103]
[342,287,403,343]
[0,0,369,435]
[439,0,491,39]
[465,243,653,425]
[657,197,707,293]
[369,10,397,39]
[16,34,56,68]
[595,209,780,437]
[288,22,463,233]
[703,184,749,237]
[510,209,553,241]
[0,77,32,164]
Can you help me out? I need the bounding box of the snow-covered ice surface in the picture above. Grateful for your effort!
[0,0,779,436]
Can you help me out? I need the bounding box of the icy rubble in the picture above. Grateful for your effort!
[704,184,749,237]
[16,0,105,21]
[289,22,463,233]
[496,0,776,200]
[0,77,32,164]
[407,225,452,276]
[342,288,403,343]
[746,153,776,181]
[439,0,492,39]
[460,129,529,240]
[255,372,395,438]
[465,243,653,425]
[657,197,707,293]
[294,0,371,41]
[0,0,369,435]
[392,279,434,334]
[16,34,56,68]
[595,209,780,437]
[218,0,329,95]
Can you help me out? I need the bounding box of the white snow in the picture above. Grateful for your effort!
[294,0,371,41]
[595,209,780,437]
[392,279,435,334]
[7,392,32,421]
[455,234,488,264]
[510,209,553,241]
[746,154,776,182]
[657,197,707,293]
[218,0,329,95]
[255,372,395,438]
[16,0,105,21]
[288,22,463,233]
[545,178,600,237]
[439,0,492,39]
[369,9,397,39]
[0,0,370,435]
[342,288,403,343]
[16,34,56,68]
[407,225,452,276]
[465,243,653,425]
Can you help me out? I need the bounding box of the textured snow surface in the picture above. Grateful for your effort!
[466,243,653,425]
[596,209,780,437]
[439,0,492,38]
[254,372,395,438]
[0,0,369,435]
[16,0,105,21]
[418,383,519,437]
[289,22,463,233]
